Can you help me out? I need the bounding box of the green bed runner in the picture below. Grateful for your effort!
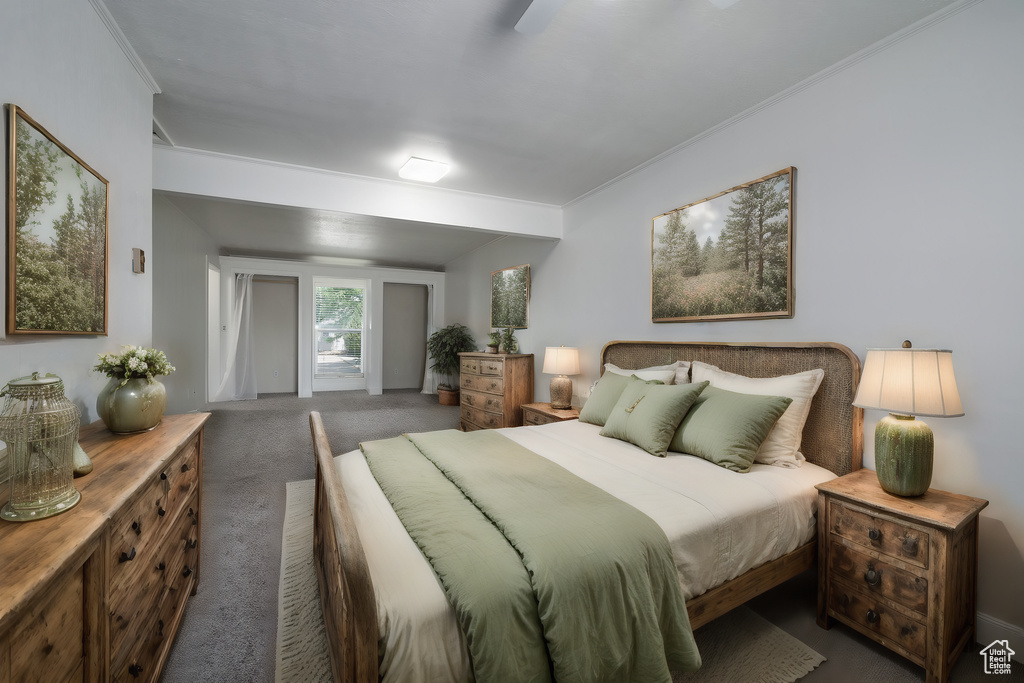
[360,428,701,683]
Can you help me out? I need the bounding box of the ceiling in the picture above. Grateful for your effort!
[105,0,957,267]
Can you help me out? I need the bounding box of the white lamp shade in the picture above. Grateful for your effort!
[853,348,964,418]
[542,347,580,375]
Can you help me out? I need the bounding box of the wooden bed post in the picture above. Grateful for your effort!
[310,411,378,683]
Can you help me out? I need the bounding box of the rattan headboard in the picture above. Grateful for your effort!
[601,341,863,476]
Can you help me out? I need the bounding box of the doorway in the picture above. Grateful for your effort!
[382,283,428,390]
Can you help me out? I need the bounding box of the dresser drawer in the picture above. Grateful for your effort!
[8,568,85,683]
[461,404,502,430]
[461,373,504,395]
[461,389,503,414]
[478,358,504,376]
[460,358,480,374]
[829,500,929,569]
[829,582,926,660]
[828,539,927,615]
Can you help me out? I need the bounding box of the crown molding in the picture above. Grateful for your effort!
[88,0,161,95]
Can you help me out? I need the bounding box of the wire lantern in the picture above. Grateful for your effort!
[0,373,82,522]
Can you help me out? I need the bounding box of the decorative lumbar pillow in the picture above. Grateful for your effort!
[669,386,793,473]
[601,379,709,457]
[580,372,648,426]
[604,361,685,384]
[690,361,825,468]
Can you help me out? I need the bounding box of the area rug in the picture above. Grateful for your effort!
[276,479,826,683]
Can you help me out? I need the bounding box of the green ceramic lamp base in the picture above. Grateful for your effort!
[874,413,934,497]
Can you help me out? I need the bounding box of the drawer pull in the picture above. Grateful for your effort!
[866,609,880,624]
[864,567,881,586]
[188,538,198,550]
[181,463,190,473]
[868,528,881,542]
[160,472,167,480]
[157,561,166,571]
[183,566,193,578]
[902,536,919,556]
[128,663,143,678]
[131,520,142,535]
[158,506,166,517]
[119,547,136,563]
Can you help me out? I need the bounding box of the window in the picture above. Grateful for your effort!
[314,283,365,378]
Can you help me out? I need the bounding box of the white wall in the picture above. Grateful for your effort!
[152,195,221,413]
[0,0,155,422]
[252,279,299,393]
[446,0,1024,641]
[383,283,428,390]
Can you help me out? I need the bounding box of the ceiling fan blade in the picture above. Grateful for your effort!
[515,0,568,34]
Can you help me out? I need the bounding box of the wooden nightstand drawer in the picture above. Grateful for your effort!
[829,499,929,569]
[461,404,502,430]
[524,409,554,426]
[521,403,580,426]
[828,539,927,614]
[461,389,503,414]
[829,581,926,660]
[462,373,504,395]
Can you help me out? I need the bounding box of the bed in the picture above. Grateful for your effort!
[310,340,864,682]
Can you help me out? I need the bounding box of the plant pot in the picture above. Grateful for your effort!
[485,345,499,354]
[438,387,460,406]
[96,377,168,434]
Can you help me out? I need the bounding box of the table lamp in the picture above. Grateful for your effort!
[543,346,580,410]
[852,341,963,497]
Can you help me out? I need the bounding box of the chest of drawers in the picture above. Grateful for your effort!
[458,352,534,431]
[816,469,988,683]
[0,413,208,683]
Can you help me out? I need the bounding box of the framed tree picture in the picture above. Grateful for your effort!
[490,264,530,329]
[652,167,794,323]
[6,105,108,335]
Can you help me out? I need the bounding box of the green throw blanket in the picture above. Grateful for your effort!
[360,429,701,683]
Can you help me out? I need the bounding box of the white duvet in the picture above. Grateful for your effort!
[335,419,836,683]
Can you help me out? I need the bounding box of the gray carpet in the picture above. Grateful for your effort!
[162,391,1022,683]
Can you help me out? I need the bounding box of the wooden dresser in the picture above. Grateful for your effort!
[458,352,534,431]
[816,469,988,683]
[0,413,209,683]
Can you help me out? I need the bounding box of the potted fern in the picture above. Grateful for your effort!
[486,330,502,354]
[426,323,476,405]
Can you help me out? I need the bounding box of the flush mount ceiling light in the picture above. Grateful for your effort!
[399,157,449,183]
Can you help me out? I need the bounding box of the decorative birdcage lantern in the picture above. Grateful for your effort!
[0,373,82,522]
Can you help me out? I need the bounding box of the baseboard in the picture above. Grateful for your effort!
[977,611,1024,663]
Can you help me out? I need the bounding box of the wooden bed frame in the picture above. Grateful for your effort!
[311,340,863,683]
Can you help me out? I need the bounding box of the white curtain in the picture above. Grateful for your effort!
[421,323,438,395]
[213,273,258,402]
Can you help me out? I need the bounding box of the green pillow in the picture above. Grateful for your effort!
[579,371,649,426]
[600,380,709,457]
[669,386,792,473]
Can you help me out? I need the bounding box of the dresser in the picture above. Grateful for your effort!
[458,352,534,431]
[816,469,988,683]
[0,413,208,683]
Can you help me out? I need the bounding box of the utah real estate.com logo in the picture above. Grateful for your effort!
[980,639,1015,675]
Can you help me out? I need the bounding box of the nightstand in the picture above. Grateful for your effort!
[522,402,580,426]
[816,469,988,683]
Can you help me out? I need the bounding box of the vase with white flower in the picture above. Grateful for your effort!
[94,345,176,434]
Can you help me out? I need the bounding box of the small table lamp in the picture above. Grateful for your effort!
[543,346,580,410]
[853,341,963,497]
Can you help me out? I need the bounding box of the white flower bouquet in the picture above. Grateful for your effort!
[94,345,176,387]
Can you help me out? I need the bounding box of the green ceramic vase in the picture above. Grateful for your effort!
[96,377,168,434]
[874,414,933,497]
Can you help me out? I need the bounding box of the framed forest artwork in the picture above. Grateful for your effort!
[490,264,530,329]
[6,105,108,335]
[652,167,794,323]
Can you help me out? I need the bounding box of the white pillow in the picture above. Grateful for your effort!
[690,361,824,468]
[605,360,690,385]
